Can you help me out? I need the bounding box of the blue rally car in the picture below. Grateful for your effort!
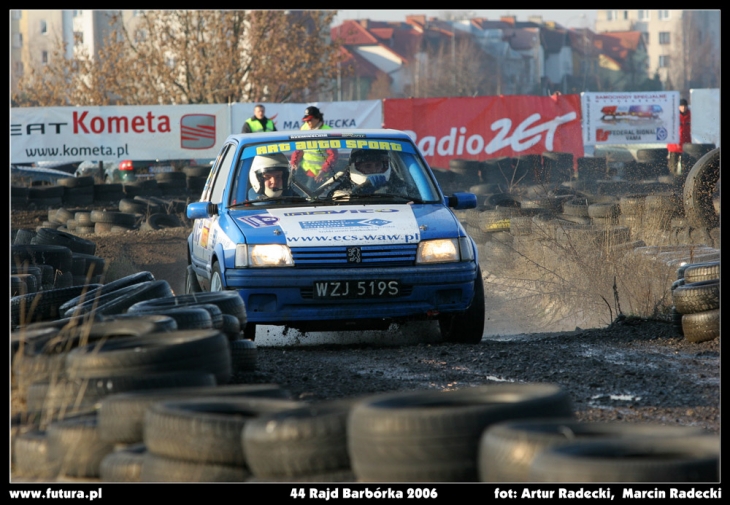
[186,129,484,343]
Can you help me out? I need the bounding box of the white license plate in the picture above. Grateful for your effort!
[313,280,400,299]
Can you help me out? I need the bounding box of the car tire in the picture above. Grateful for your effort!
[185,265,203,294]
[139,452,250,482]
[97,384,290,445]
[242,399,356,479]
[347,383,574,482]
[683,147,720,229]
[478,419,708,483]
[438,267,485,344]
[681,309,720,343]
[528,436,719,483]
[99,443,146,482]
[209,261,224,292]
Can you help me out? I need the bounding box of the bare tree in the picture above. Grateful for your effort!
[411,35,496,98]
[12,10,344,107]
[670,11,721,95]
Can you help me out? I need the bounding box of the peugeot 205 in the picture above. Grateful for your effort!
[186,129,484,343]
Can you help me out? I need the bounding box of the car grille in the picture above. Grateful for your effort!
[291,244,418,267]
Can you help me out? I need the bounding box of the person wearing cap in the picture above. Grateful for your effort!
[241,104,277,134]
[289,106,339,189]
[667,98,692,175]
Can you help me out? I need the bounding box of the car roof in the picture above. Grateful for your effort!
[225,128,414,145]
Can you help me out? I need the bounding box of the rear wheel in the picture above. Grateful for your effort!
[438,267,485,344]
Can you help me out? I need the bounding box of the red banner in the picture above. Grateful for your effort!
[383,95,583,169]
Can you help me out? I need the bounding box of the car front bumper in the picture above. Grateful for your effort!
[225,262,479,326]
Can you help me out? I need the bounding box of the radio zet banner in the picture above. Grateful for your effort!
[382,95,583,168]
[581,91,680,146]
[11,104,230,164]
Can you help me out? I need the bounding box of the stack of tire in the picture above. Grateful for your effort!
[119,196,187,231]
[540,151,574,184]
[11,229,103,296]
[182,164,212,194]
[97,385,295,482]
[57,175,95,206]
[345,383,719,482]
[122,178,161,198]
[671,261,720,343]
[478,418,718,482]
[154,171,187,195]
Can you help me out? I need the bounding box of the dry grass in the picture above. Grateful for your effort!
[478,212,703,332]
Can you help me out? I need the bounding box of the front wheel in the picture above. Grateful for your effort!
[185,265,202,294]
[210,261,224,292]
[438,267,485,344]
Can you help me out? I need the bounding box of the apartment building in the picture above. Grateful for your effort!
[10,10,120,95]
[595,9,720,90]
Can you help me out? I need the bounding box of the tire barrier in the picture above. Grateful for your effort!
[672,261,720,343]
[479,419,709,482]
[347,383,573,482]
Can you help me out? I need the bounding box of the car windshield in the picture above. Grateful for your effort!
[229,138,442,207]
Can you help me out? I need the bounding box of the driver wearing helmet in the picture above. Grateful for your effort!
[330,148,409,198]
[248,152,294,200]
[348,149,393,191]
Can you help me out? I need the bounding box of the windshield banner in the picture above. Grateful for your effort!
[581,91,680,146]
[382,94,583,168]
[262,204,420,247]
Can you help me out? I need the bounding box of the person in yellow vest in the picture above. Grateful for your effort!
[290,106,339,189]
[241,104,277,134]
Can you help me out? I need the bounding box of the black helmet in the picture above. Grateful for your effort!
[302,106,323,121]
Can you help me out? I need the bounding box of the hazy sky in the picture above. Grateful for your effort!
[332,10,597,29]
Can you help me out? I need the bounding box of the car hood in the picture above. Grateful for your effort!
[229,203,460,247]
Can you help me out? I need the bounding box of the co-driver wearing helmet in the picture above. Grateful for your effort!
[248,152,294,200]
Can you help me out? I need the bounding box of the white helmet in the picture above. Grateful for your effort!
[348,149,391,188]
[249,153,290,197]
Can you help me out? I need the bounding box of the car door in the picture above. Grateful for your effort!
[190,142,238,276]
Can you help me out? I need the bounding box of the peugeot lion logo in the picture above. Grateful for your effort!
[347,247,362,263]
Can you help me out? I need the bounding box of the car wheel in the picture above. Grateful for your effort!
[438,267,485,344]
[185,265,203,294]
[210,262,224,292]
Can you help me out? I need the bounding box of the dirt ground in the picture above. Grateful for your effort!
[11,206,720,435]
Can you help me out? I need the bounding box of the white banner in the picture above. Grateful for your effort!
[689,88,720,147]
[11,104,230,164]
[581,91,680,146]
[230,100,382,134]
[11,100,383,164]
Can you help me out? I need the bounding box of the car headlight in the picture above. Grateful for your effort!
[417,238,460,264]
[249,244,294,267]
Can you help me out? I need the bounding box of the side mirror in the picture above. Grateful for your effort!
[448,192,477,210]
[187,201,218,219]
